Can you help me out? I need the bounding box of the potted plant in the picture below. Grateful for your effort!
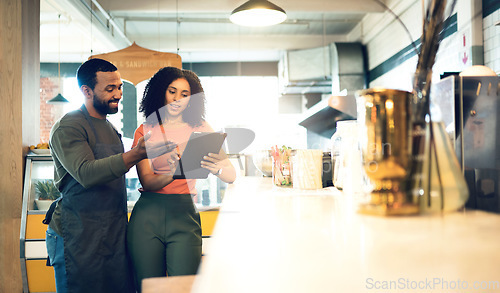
[34,179,60,210]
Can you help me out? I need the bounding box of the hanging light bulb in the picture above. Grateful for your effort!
[230,0,287,27]
[47,14,69,104]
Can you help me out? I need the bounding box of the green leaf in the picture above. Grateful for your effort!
[35,179,60,200]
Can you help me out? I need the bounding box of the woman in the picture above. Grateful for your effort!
[127,67,236,291]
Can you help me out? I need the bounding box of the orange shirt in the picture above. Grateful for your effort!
[132,121,213,194]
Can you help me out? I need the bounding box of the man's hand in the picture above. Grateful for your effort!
[137,131,177,160]
[123,132,176,170]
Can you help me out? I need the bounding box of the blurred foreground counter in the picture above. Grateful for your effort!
[188,176,500,293]
[143,276,195,293]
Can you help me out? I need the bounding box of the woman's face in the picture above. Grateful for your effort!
[165,77,191,118]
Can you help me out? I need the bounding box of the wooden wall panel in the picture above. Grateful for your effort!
[22,0,41,150]
[0,0,23,292]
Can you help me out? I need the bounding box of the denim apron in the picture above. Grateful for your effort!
[60,105,134,293]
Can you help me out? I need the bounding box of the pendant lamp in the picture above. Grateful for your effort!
[47,93,69,103]
[47,14,69,104]
[230,0,287,27]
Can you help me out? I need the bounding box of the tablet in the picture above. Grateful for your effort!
[173,132,227,179]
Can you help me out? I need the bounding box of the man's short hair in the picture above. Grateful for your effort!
[77,58,117,90]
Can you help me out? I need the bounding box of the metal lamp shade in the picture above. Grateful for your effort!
[230,0,287,27]
[47,93,69,104]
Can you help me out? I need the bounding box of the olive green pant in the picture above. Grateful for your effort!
[127,192,202,292]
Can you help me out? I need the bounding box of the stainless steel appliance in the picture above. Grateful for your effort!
[431,75,500,213]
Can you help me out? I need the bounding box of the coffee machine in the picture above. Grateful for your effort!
[431,74,500,213]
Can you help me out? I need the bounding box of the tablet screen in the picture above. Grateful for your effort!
[173,132,227,179]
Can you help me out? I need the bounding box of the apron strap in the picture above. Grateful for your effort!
[42,196,62,225]
[79,104,122,143]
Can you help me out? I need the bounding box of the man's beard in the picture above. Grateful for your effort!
[93,94,119,116]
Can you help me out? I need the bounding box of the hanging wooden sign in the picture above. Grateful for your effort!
[90,42,182,85]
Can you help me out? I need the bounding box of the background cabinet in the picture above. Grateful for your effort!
[20,154,56,293]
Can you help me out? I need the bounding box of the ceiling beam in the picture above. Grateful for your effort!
[45,0,131,51]
[116,16,361,26]
[104,0,385,14]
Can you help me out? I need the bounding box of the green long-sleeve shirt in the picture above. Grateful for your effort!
[48,107,128,235]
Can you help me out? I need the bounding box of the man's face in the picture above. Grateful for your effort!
[91,71,123,117]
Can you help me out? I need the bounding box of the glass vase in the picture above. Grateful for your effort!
[409,121,469,213]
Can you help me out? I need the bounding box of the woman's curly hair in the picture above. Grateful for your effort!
[139,67,206,127]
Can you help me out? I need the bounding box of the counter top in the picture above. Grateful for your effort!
[191,177,500,293]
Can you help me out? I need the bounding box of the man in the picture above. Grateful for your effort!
[45,58,174,293]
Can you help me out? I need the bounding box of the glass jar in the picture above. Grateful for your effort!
[330,127,342,187]
[332,120,357,190]
[271,146,293,187]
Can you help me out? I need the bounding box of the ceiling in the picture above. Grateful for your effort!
[40,0,386,63]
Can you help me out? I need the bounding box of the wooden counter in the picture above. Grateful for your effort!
[188,177,500,293]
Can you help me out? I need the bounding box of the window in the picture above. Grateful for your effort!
[200,76,306,152]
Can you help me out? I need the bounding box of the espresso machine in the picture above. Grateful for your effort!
[431,74,500,213]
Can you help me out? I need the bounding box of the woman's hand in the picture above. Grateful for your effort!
[201,152,226,175]
[201,151,237,183]
[165,152,180,175]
